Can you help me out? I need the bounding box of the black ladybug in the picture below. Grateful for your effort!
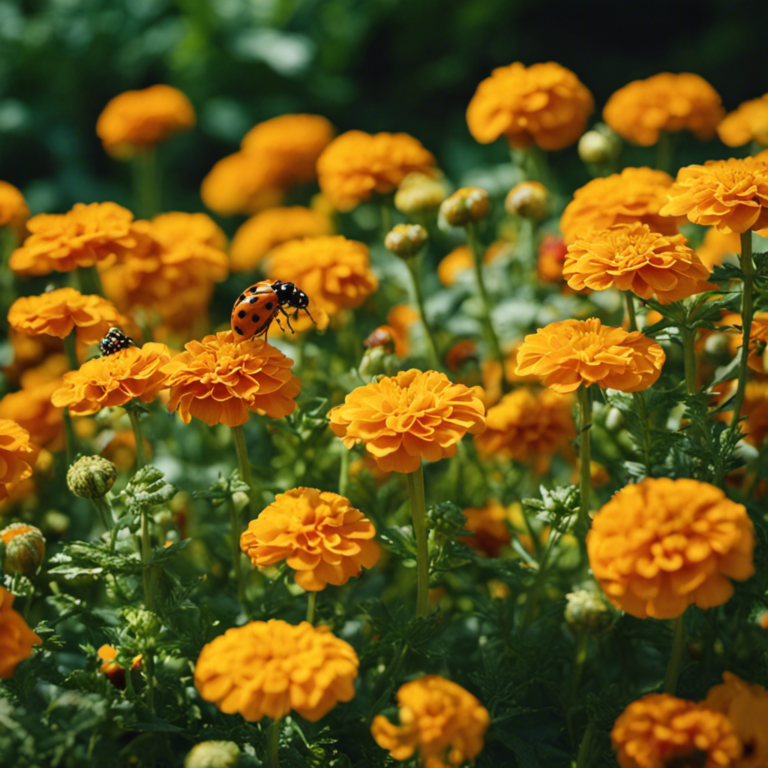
[100,327,135,356]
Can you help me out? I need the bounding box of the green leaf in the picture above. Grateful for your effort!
[120,466,177,510]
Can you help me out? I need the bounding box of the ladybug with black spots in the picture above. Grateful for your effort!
[100,327,135,356]
[231,280,315,340]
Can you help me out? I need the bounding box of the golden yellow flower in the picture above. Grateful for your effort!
[588,478,754,619]
[460,499,514,558]
[466,61,594,150]
[317,130,436,212]
[718,95,768,147]
[660,157,768,233]
[9,202,147,277]
[0,585,42,678]
[194,619,358,721]
[229,207,334,273]
[329,370,486,474]
[0,375,64,451]
[696,227,741,270]
[2,331,65,385]
[163,332,300,427]
[604,73,724,146]
[515,318,665,394]
[474,387,575,462]
[52,343,170,416]
[267,235,378,316]
[611,693,741,768]
[371,675,490,768]
[240,114,335,186]
[240,488,380,591]
[0,420,38,501]
[563,223,714,303]
[437,242,505,287]
[560,167,679,243]
[0,180,30,242]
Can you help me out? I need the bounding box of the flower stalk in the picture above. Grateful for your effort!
[232,425,257,517]
[405,463,430,619]
[577,385,592,538]
[730,231,755,433]
[405,257,441,369]
[226,494,244,604]
[624,291,638,333]
[134,148,160,218]
[306,591,317,625]
[681,326,697,395]
[62,333,80,464]
[267,719,280,768]
[128,409,147,469]
[663,613,686,694]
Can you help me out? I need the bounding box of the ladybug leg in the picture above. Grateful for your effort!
[279,307,296,334]
[274,315,286,333]
[303,307,316,326]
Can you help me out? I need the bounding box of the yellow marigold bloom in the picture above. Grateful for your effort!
[704,672,768,767]
[0,585,42,678]
[240,114,335,186]
[560,167,679,244]
[317,130,436,212]
[96,84,195,157]
[516,319,665,394]
[267,235,378,316]
[696,227,741,270]
[329,370,486,474]
[371,675,490,768]
[474,387,575,462]
[461,499,514,558]
[563,223,714,303]
[240,487,380,591]
[467,61,593,150]
[718,95,768,147]
[612,693,741,768]
[52,343,170,416]
[604,73,724,147]
[0,420,38,501]
[194,619,358,722]
[163,332,300,427]
[0,180,30,242]
[661,157,768,233]
[229,207,334,273]
[0,376,64,451]
[588,478,754,619]
[437,241,505,287]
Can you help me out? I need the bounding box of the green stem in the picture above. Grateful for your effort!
[405,463,430,619]
[380,202,392,237]
[663,613,686,694]
[306,591,317,625]
[266,719,280,768]
[624,292,638,333]
[227,493,245,604]
[566,632,589,747]
[682,327,697,395]
[405,256,441,369]
[577,385,592,539]
[78,265,104,297]
[140,508,153,612]
[232,425,257,517]
[63,333,80,464]
[575,722,594,768]
[339,449,349,498]
[144,647,155,712]
[128,409,147,469]
[133,148,160,218]
[64,332,79,371]
[92,496,114,533]
[655,131,673,173]
[730,231,754,433]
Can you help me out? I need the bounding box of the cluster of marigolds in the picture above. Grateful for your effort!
[2,63,768,768]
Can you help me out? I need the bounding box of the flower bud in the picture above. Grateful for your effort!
[703,332,732,365]
[440,187,490,227]
[564,589,612,633]
[504,181,549,221]
[67,456,117,499]
[384,223,428,260]
[578,124,621,165]
[1,523,45,577]
[184,741,241,768]
[394,172,447,214]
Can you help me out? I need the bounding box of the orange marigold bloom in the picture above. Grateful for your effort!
[317,130,436,212]
[0,180,30,242]
[611,693,741,768]
[660,157,768,233]
[475,387,575,462]
[560,167,679,244]
[604,73,724,147]
[718,95,768,147]
[194,619,358,722]
[51,343,170,416]
[371,675,490,768]
[0,585,42,678]
[538,234,569,283]
[696,227,741,270]
[563,223,714,303]
[96,84,195,157]
[267,236,378,316]
[163,332,300,427]
[515,318,665,394]
[0,375,64,450]
[329,370,486,474]
[240,114,335,186]
[461,499,514,558]
[715,312,768,372]
[9,202,147,277]
[0,421,38,501]
[229,206,334,273]
[240,488,380,591]
[466,61,594,150]
[588,478,754,619]
[437,241,506,287]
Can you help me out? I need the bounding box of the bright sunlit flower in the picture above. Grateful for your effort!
[0,585,42,678]
[718,95,768,147]
[0,180,30,242]
[194,619,358,721]
[0,420,38,501]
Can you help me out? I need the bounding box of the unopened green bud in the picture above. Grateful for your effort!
[504,181,549,220]
[67,456,117,500]
[703,332,732,365]
[578,124,621,165]
[384,224,428,259]
[394,172,447,214]
[184,741,241,768]
[564,589,612,633]
[1,523,45,577]
[440,187,490,227]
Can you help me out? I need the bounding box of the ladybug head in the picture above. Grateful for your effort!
[100,327,134,357]
[274,281,309,309]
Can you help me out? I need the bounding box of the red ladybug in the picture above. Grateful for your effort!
[231,280,314,340]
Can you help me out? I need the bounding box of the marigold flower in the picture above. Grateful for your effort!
[0,420,38,502]
[329,369,486,474]
[560,167,679,243]
[537,234,568,283]
[715,312,768,372]
[0,180,30,242]
[437,241,505,287]
[718,95,768,147]
[194,619,358,721]
[240,488,380,591]
[467,61,593,150]
[604,73,724,146]
[0,377,64,450]
[516,318,665,394]
[445,340,479,373]
[660,157,768,233]
[611,693,741,768]
[97,644,142,689]
[317,130,436,212]
[229,206,334,273]
[163,332,299,427]
[1,522,45,577]
[267,236,378,316]
[241,114,335,186]
[696,227,741,270]
[371,675,490,768]
[96,84,195,157]
[588,478,754,619]
[563,223,714,303]
[0,585,41,678]
[52,343,170,416]
[461,499,514,558]
[394,172,448,214]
